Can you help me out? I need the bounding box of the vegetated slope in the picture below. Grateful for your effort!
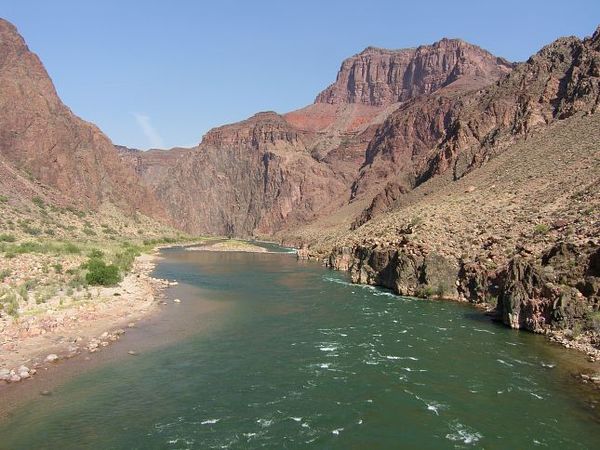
[150,39,512,236]
[0,19,164,218]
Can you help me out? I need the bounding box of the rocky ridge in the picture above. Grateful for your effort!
[0,19,165,218]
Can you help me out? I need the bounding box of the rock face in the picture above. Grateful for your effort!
[498,242,600,332]
[328,245,460,300]
[353,27,600,207]
[315,40,513,106]
[0,19,163,217]
[154,112,348,236]
[116,146,190,189]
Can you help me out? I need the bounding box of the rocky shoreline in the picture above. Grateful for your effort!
[0,251,176,387]
[296,238,600,386]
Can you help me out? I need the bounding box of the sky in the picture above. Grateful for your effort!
[3,1,599,150]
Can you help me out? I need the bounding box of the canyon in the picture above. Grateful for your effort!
[1,16,599,354]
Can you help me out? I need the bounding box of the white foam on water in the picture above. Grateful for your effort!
[426,402,447,415]
[445,421,483,445]
[257,418,273,428]
[497,358,514,367]
[319,363,331,369]
[291,417,302,422]
[385,355,418,361]
[332,428,344,435]
[530,392,544,400]
[473,328,496,335]
[319,346,338,352]
[541,362,556,369]
[200,418,220,425]
[357,419,363,425]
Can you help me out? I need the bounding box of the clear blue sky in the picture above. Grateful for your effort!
[3,1,599,149]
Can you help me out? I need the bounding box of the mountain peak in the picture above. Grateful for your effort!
[315,38,513,106]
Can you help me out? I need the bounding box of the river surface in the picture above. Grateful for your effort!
[0,245,599,449]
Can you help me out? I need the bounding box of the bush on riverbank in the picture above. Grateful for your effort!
[84,257,121,286]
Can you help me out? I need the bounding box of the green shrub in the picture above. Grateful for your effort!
[65,206,86,218]
[0,233,16,242]
[82,227,96,236]
[89,249,104,259]
[21,224,42,236]
[85,259,121,286]
[14,241,46,254]
[534,224,550,235]
[0,194,8,203]
[436,283,447,299]
[0,288,19,317]
[416,286,435,298]
[113,245,141,272]
[32,196,45,208]
[0,268,11,280]
[585,311,600,332]
[62,242,81,254]
[52,263,63,274]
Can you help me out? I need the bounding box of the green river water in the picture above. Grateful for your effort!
[0,244,599,449]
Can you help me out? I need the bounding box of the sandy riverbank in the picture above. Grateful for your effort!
[0,251,173,386]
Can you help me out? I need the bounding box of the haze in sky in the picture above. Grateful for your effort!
[4,0,599,149]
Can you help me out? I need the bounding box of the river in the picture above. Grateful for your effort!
[0,244,598,449]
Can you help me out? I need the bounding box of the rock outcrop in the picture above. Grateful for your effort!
[315,39,513,106]
[0,19,163,217]
[328,245,460,300]
[498,242,600,333]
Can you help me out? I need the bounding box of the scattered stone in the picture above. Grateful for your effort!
[40,390,52,396]
[128,350,138,356]
[45,354,59,363]
[127,322,136,328]
[173,298,181,303]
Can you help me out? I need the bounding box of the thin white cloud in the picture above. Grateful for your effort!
[132,112,164,149]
